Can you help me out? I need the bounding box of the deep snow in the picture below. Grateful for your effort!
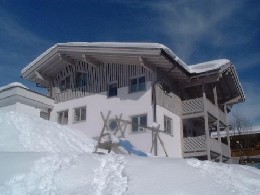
[0,111,259,195]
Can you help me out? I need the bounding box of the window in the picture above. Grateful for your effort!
[75,72,88,88]
[57,110,68,125]
[130,76,146,93]
[108,83,117,97]
[74,107,86,123]
[60,76,70,92]
[162,83,170,94]
[131,114,147,132]
[164,116,172,134]
[40,111,49,120]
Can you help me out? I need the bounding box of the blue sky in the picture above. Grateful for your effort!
[0,0,259,125]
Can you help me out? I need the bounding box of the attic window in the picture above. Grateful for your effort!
[129,76,146,93]
[75,72,87,88]
[108,82,118,97]
[60,76,70,92]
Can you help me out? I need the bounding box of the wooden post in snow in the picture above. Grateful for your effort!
[213,84,223,162]
[202,84,211,160]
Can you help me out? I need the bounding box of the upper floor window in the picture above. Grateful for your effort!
[60,76,70,92]
[131,114,147,132]
[164,116,172,134]
[130,76,146,93]
[75,72,88,88]
[74,106,86,123]
[57,110,68,125]
[108,82,118,97]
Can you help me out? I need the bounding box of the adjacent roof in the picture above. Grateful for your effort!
[0,82,54,111]
[0,82,28,92]
[21,42,245,104]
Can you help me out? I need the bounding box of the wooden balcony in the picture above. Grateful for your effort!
[182,97,227,124]
[183,136,230,158]
[54,86,92,103]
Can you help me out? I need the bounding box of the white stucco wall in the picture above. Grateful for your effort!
[50,82,154,153]
[0,105,17,112]
[0,102,41,117]
[50,81,183,157]
[156,105,183,158]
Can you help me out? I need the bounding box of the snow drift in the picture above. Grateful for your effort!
[0,111,259,195]
[0,111,95,153]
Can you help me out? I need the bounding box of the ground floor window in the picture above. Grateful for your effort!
[74,106,86,122]
[131,114,147,132]
[57,110,68,125]
[164,116,172,134]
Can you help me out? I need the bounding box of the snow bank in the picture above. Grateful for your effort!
[0,111,95,153]
[0,82,28,92]
[0,111,259,195]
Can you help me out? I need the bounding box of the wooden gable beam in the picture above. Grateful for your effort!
[82,54,99,67]
[139,56,155,72]
[59,54,75,66]
[181,74,220,88]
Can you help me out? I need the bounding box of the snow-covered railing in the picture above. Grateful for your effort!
[183,135,206,153]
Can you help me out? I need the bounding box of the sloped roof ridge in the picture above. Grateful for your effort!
[0,82,28,92]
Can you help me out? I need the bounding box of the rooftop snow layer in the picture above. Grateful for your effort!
[0,82,28,92]
[188,59,230,74]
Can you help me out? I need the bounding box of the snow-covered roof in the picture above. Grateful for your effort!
[0,82,28,92]
[188,59,230,74]
[20,42,245,104]
[21,42,188,75]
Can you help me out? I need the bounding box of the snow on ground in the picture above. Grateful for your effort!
[0,111,259,195]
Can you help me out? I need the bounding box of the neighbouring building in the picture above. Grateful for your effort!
[0,82,53,119]
[19,42,245,162]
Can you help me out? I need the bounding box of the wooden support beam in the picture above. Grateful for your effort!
[213,84,223,162]
[139,56,155,72]
[203,84,211,161]
[181,74,220,88]
[59,53,75,65]
[224,103,231,163]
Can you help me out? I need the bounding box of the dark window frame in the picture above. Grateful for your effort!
[131,114,147,132]
[129,75,146,93]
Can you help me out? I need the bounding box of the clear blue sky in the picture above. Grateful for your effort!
[0,0,259,125]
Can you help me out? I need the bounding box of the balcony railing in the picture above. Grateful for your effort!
[183,135,206,153]
[183,136,230,158]
[182,97,226,124]
[54,86,92,103]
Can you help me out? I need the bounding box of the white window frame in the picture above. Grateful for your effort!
[57,110,69,125]
[131,114,147,133]
[73,106,86,123]
[129,75,146,93]
[164,115,173,135]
